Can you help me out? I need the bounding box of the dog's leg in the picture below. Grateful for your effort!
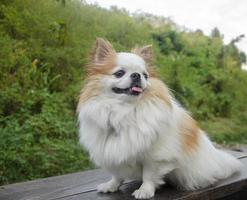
[132,163,156,199]
[132,179,155,199]
[97,176,122,193]
[132,162,174,199]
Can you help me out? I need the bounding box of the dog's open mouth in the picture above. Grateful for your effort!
[112,84,143,96]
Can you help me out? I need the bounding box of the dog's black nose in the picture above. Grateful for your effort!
[130,73,141,81]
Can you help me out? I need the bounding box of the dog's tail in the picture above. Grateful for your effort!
[170,133,243,190]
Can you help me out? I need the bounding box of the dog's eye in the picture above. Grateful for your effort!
[143,73,148,79]
[113,70,125,78]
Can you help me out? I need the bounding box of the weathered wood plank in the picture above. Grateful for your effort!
[0,169,110,200]
[218,187,247,200]
[0,150,247,200]
[56,156,247,200]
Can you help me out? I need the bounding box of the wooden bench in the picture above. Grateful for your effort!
[1,149,247,200]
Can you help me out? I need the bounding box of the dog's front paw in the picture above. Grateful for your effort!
[132,187,155,199]
[97,181,120,193]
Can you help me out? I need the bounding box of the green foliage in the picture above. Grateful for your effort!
[0,0,247,185]
[152,31,184,54]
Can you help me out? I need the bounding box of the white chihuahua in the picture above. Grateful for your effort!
[77,38,242,199]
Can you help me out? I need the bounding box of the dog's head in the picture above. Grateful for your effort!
[85,38,155,101]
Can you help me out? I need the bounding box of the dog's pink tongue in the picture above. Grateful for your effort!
[131,86,143,93]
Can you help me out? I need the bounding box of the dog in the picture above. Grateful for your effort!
[77,38,243,199]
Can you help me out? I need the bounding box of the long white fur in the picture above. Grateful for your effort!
[78,52,243,199]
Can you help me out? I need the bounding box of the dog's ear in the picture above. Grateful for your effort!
[132,45,153,65]
[90,38,116,65]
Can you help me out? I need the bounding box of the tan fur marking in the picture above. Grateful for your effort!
[87,54,116,76]
[147,65,157,78]
[143,78,172,108]
[181,114,200,153]
[77,39,118,112]
[76,75,102,113]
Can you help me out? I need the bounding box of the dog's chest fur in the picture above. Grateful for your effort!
[78,95,175,168]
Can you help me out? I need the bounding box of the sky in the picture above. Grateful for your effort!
[88,0,247,69]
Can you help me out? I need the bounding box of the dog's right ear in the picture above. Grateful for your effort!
[90,38,116,65]
[132,45,153,66]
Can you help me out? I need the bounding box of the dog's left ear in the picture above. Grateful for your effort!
[132,45,153,65]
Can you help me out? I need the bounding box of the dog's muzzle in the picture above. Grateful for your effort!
[112,80,143,96]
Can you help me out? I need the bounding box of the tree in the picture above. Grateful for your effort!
[211,27,221,38]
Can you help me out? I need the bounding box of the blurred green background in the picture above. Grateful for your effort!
[0,0,247,185]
